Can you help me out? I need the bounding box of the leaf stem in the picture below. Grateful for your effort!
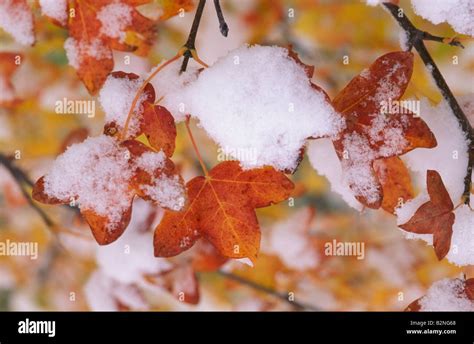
[119,52,183,141]
[383,2,473,205]
[185,116,209,176]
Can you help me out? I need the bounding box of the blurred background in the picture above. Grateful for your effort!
[0,0,473,311]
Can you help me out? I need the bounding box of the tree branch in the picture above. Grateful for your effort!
[213,0,229,37]
[383,2,473,205]
[216,270,320,311]
[181,0,207,73]
[0,153,54,227]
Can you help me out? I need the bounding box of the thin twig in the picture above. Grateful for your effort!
[213,0,229,37]
[216,270,320,311]
[0,153,54,227]
[383,2,473,205]
[181,0,207,73]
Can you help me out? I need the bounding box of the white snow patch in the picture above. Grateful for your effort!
[99,73,148,137]
[411,0,474,37]
[43,135,133,226]
[265,207,319,270]
[179,45,344,171]
[402,98,469,202]
[308,138,363,210]
[0,0,34,45]
[446,205,474,266]
[97,3,132,42]
[39,0,68,25]
[64,37,112,69]
[148,58,199,118]
[419,278,474,311]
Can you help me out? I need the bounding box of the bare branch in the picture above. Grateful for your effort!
[383,2,473,205]
[213,0,229,37]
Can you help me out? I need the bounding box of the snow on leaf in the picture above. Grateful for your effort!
[0,0,34,46]
[411,0,474,37]
[33,132,185,245]
[154,161,294,262]
[405,277,474,311]
[178,45,344,172]
[100,71,155,139]
[399,170,454,260]
[332,51,436,209]
[55,0,156,94]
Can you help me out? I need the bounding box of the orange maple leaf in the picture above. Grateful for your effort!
[399,170,455,260]
[154,161,294,262]
[373,156,414,213]
[33,73,184,245]
[47,0,156,94]
[332,51,436,209]
[154,0,195,20]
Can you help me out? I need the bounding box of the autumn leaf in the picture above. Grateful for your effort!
[33,77,185,245]
[191,239,228,272]
[154,0,195,20]
[45,0,157,94]
[0,52,22,107]
[154,161,294,262]
[373,156,414,213]
[140,104,177,157]
[58,127,90,153]
[332,51,436,209]
[399,170,455,260]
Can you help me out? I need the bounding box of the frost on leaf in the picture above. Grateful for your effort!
[48,0,156,94]
[399,170,454,260]
[0,0,34,46]
[178,45,344,172]
[154,161,294,262]
[406,277,474,311]
[331,51,436,209]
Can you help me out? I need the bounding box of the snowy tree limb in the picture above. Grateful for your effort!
[383,2,473,205]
